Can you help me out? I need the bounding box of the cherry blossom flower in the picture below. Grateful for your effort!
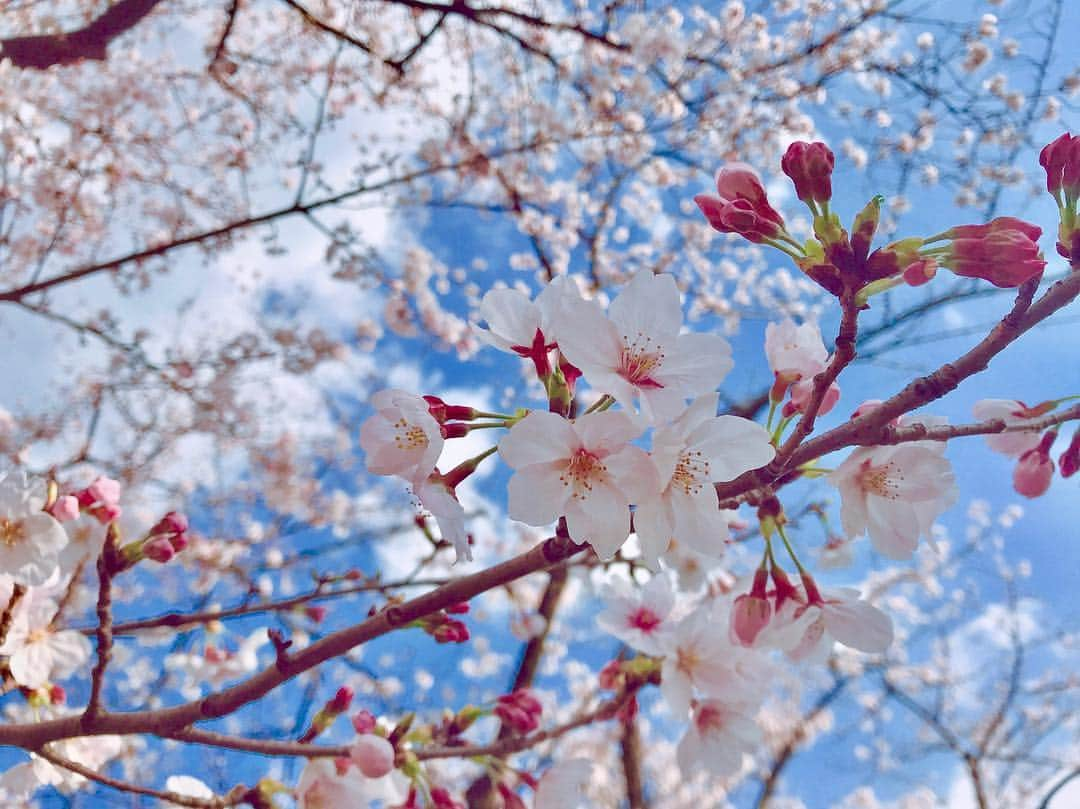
[596,573,675,655]
[498,411,657,559]
[659,604,766,715]
[0,472,69,587]
[534,758,593,809]
[972,399,1045,457]
[765,319,828,382]
[676,699,762,779]
[939,217,1046,287]
[634,395,774,566]
[414,475,471,562]
[164,630,268,692]
[296,758,405,809]
[556,272,733,423]
[359,389,444,484]
[0,590,91,688]
[475,276,582,374]
[828,427,958,559]
[778,585,894,664]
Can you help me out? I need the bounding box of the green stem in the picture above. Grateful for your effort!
[467,422,510,430]
[471,410,513,420]
[583,394,615,415]
[775,522,807,575]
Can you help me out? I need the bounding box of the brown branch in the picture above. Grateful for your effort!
[717,270,1080,502]
[75,575,452,636]
[0,582,27,648]
[83,526,120,727]
[620,716,648,809]
[0,531,584,749]
[0,0,166,70]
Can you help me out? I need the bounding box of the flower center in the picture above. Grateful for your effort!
[618,332,665,388]
[0,518,25,548]
[695,703,726,735]
[671,450,710,495]
[627,607,662,633]
[392,418,429,452]
[560,449,607,500]
[857,459,903,499]
[675,645,700,676]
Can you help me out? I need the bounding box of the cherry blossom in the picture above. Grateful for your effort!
[1013,434,1056,498]
[634,395,774,566]
[359,389,445,484]
[0,590,91,688]
[475,276,582,369]
[596,572,675,655]
[972,399,1045,457]
[556,272,733,423]
[659,604,766,715]
[498,411,657,558]
[0,471,69,587]
[676,699,762,779]
[829,427,958,559]
[765,319,829,383]
[778,585,894,664]
[295,758,405,809]
[694,164,788,243]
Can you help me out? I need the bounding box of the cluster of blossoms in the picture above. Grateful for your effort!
[0,471,190,693]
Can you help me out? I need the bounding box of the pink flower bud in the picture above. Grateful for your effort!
[947,216,1042,243]
[495,689,543,734]
[1013,434,1056,498]
[432,618,469,643]
[430,787,466,809]
[328,686,354,714]
[47,495,80,522]
[49,684,66,705]
[730,593,772,647]
[945,226,1046,288]
[787,379,840,418]
[694,163,786,243]
[142,536,175,563]
[350,734,395,778]
[1040,133,1080,199]
[75,476,122,524]
[781,141,835,204]
[352,709,377,734]
[598,660,623,690]
[445,601,470,614]
[304,605,327,623]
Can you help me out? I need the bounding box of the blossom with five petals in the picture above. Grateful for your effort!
[556,272,733,424]
[498,411,657,559]
[596,573,675,656]
[634,395,774,567]
[359,389,444,485]
[828,420,958,559]
[774,585,894,664]
[676,699,762,779]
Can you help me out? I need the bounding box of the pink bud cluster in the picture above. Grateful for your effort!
[494,688,543,734]
[695,140,1056,295]
[142,511,190,563]
[298,686,354,743]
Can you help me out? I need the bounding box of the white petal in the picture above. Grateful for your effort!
[574,411,642,455]
[498,412,577,469]
[657,332,734,395]
[479,287,540,348]
[824,598,893,653]
[506,463,570,526]
[633,497,674,570]
[670,489,732,558]
[553,298,622,376]
[565,482,630,559]
[690,416,776,482]
[608,271,683,342]
[866,497,921,559]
